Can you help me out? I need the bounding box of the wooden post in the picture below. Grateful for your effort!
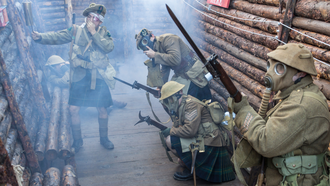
[0,50,41,174]
[64,0,73,28]
[6,0,49,120]
[0,135,18,186]
[279,0,297,43]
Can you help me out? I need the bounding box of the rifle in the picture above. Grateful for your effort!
[166,5,242,103]
[134,111,167,130]
[114,77,160,98]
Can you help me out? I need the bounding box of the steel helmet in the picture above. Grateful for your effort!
[159,81,185,100]
[46,55,65,66]
[267,43,317,75]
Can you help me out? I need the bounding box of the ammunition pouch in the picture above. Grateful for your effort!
[144,59,164,87]
[203,100,225,125]
[185,60,208,88]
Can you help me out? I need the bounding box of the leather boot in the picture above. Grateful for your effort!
[112,100,127,109]
[173,168,193,181]
[72,125,83,153]
[98,118,114,150]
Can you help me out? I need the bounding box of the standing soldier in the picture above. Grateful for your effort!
[233,43,330,185]
[135,29,212,101]
[32,4,117,151]
[160,81,235,183]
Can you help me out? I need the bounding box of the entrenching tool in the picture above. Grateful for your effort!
[134,111,167,131]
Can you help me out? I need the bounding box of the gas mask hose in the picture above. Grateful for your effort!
[258,88,272,118]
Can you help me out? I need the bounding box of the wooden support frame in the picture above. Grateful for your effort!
[279,0,297,43]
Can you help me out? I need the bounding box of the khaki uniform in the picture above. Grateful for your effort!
[170,95,227,148]
[47,70,69,88]
[36,25,115,88]
[153,34,208,92]
[234,76,330,185]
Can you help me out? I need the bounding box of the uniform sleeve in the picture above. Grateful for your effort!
[47,72,70,87]
[170,101,201,138]
[92,28,114,53]
[234,99,308,158]
[37,28,73,45]
[154,36,181,66]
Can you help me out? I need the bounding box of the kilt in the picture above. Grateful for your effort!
[68,71,113,107]
[171,136,236,183]
[188,82,212,101]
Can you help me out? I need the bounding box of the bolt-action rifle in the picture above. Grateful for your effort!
[114,77,160,98]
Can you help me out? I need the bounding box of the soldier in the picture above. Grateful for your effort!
[160,81,235,183]
[44,55,70,88]
[32,4,118,151]
[233,43,330,185]
[135,29,212,101]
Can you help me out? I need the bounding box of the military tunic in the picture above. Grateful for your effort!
[153,34,212,101]
[47,70,69,88]
[36,25,114,107]
[234,76,330,185]
[170,95,235,183]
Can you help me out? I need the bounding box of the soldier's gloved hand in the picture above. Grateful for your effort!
[32,31,41,41]
[233,95,249,114]
[161,128,171,138]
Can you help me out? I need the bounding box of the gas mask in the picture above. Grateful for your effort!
[60,64,69,75]
[161,92,182,118]
[264,59,298,91]
[137,29,154,51]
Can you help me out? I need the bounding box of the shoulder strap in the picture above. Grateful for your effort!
[303,92,328,110]
[75,26,82,44]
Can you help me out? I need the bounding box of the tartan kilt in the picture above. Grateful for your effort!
[171,136,236,183]
[68,72,113,107]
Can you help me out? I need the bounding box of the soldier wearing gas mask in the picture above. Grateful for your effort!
[160,81,235,183]
[45,55,70,87]
[233,43,330,186]
[135,28,212,101]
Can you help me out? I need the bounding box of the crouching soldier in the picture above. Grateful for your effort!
[45,55,70,88]
[233,43,330,185]
[160,81,236,183]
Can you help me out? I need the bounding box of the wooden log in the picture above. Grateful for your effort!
[59,88,71,159]
[231,0,284,20]
[22,168,31,186]
[43,167,61,186]
[64,0,73,28]
[43,12,66,19]
[312,77,330,100]
[242,0,287,6]
[0,25,12,48]
[289,40,330,64]
[279,0,296,43]
[65,156,77,176]
[40,7,65,13]
[292,17,330,37]
[38,1,65,7]
[11,141,23,165]
[193,0,279,34]
[232,79,261,111]
[7,0,49,122]
[210,89,228,112]
[0,134,18,185]
[5,129,17,160]
[197,20,272,60]
[44,18,66,26]
[61,165,78,186]
[289,27,330,50]
[44,24,67,32]
[28,109,39,149]
[295,0,330,22]
[194,11,279,49]
[29,172,43,186]
[195,36,266,85]
[199,48,265,98]
[0,96,8,122]
[0,112,11,144]
[209,79,230,100]
[315,60,330,81]
[196,29,267,71]
[46,87,61,161]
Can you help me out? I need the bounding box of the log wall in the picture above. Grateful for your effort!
[185,0,330,112]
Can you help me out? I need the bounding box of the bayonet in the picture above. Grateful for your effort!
[114,77,160,98]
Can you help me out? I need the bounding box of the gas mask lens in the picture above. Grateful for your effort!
[141,38,148,46]
[274,63,287,75]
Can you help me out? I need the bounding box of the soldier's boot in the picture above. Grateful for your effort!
[72,125,83,153]
[99,118,114,150]
[173,167,193,181]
